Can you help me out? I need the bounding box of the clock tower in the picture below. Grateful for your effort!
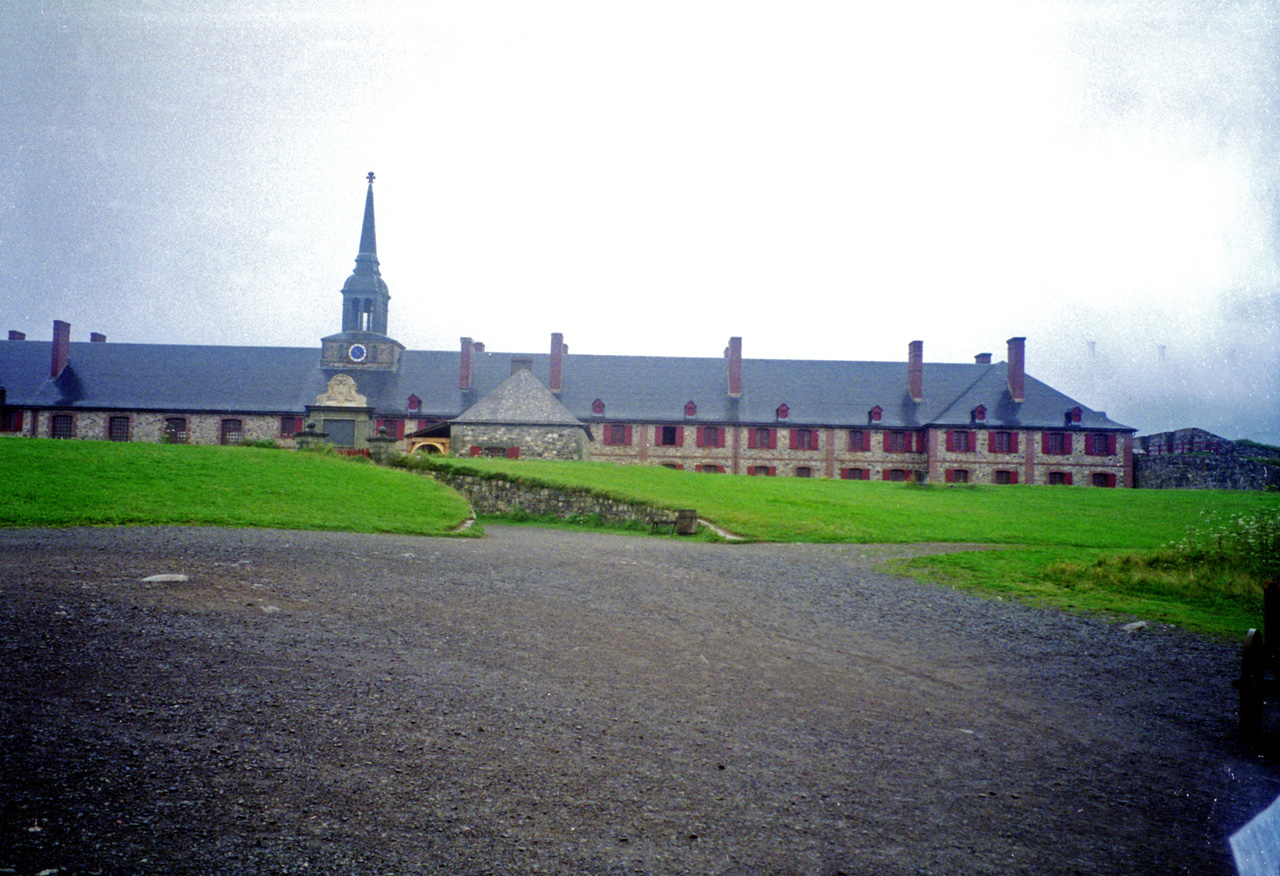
[320,172,405,371]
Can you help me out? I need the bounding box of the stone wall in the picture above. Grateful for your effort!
[1135,454,1280,490]
[452,424,588,460]
[427,469,676,526]
[30,410,298,447]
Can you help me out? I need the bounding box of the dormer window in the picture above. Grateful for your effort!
[591,398,605,416]
[684,400,697,417]
[407,394,421,412]
[869,406,883,423]
[1065,406,1083,425]
[972,405,986,422]
[776,403,789,420]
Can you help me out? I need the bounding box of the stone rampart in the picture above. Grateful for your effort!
[1135,454,1280,490]
[426,469,675,526]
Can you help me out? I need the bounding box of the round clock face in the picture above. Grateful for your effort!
[348,343,368,363]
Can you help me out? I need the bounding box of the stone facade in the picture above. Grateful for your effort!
[588,423,1129,486]
[28,410,300,447]
[452,424,588,461]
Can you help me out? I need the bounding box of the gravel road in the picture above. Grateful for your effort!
[2,524,1277,875]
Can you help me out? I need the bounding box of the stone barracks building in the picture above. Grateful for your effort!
[0,177,1135,487]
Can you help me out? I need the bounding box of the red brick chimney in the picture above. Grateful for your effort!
[726,336,742,398]
[908,340,923,402]
[1006,337,1026,402]
[51,320,70,378]
[549,332,565,394]
[974,352,992,365]
[8,331,25,341]
[90,332,106,343]
[459,337,474,390]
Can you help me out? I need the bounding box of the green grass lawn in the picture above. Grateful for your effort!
[411,456,1280,637]
[412,456,1276,547]
[0,439,472,535]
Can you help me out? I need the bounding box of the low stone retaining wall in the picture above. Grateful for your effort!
[428,469,674,526]
[1134,454,1280,490]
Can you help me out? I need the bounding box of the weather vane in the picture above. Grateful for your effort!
[367,171,375,184]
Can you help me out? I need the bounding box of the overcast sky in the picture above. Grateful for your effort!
[1,1,1277,443]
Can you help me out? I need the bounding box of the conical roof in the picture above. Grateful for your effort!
[342,174,387,296]
[453,368,585,426]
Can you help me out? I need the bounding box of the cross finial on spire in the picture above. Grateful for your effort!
[367,171,375,185]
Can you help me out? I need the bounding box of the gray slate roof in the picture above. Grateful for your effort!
[453,369,585,427]
[0,338,1134,432]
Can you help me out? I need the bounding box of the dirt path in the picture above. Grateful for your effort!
[1,525,1276,875]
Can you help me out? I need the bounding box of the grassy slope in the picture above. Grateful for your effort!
[0,439,471,535]
[421,456,1276,547]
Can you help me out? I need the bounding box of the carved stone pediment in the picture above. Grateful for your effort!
[316,374,367,407]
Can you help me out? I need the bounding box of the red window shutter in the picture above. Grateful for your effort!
[789,429,799,450]
[506,447,520,459]
[946,430,955,452]
[654,426,662,445]
[810,430,819,450]
[883,431,893,452]
[1010,432,1019,454]
[1064,472,1074,486]
[696,426,705,447]
[718,428,726,448]
[945,469,954,483]
[748,429,757,449]
[1042,433,1051,454]
[968,431,976,452]
[469,446,481,457]
[396,420,406,440]
[916,432,926,453]
[882,469,891,481]
[1108,434,1117,456]
[1010,470,1019,484]
[624,425,633,446]
[675,426,684,447]
[768,466,776,476]
[841,468,850,479]
[1064,434,1073,455]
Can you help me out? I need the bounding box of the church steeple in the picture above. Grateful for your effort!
[322,173,404,373]
[341,172,391,336]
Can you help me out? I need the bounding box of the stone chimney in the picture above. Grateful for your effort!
[459,337,474,391]
[90,332,107,343]
[8,331,25,341]
[549,332,565,395]
[51,320,70,378]
[974,352,992,365]
[908,340,923,402]
[1006,337,1026,402]
[726,336,742,398]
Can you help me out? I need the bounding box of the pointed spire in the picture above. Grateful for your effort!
[358,171,378,258]
[340,172,391,335]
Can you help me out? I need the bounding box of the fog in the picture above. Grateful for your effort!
[1,1,1276,443]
